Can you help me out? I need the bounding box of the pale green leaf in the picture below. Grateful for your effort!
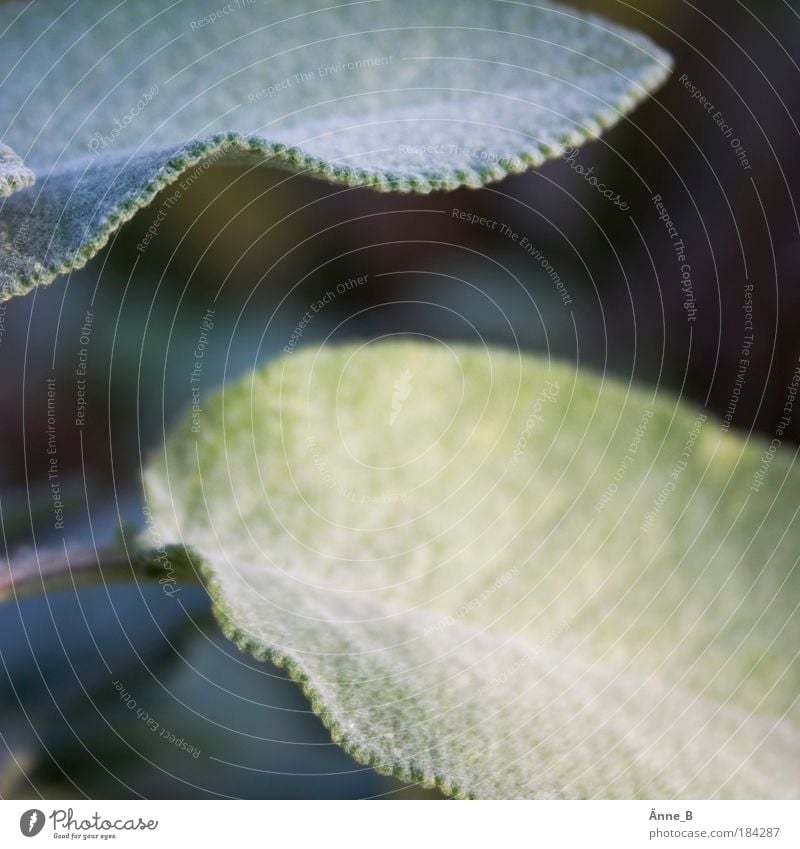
[143,342,799,799]
[0,0,671,300]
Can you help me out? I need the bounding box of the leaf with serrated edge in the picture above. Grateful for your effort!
[0,0,671,301]
[0,144,34,197]
[144,342,799,799]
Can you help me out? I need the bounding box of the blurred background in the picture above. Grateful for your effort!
[1,0,799,798]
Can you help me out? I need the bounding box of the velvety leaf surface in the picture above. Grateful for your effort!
[144,342,799,799]
[0,0,671,300]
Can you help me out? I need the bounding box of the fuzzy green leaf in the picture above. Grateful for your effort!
[0,0,671,300]
[144,342,799,798]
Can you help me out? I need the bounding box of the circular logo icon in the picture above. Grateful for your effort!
[19,810,46,837]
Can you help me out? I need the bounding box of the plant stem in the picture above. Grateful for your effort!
[0,542,199,602]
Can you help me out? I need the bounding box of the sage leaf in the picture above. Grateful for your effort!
[143,342,799,798]
[0,0,671,300]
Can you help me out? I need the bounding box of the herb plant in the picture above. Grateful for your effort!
[1,0,796,800]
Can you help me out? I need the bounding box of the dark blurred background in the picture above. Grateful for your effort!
[1,0,799,798]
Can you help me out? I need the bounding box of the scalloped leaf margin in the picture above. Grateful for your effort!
[0,0,672,301]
